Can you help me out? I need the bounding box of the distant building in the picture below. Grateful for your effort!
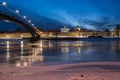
[74,26,81,31]
[61,26,70,32]
[114,24,120,37]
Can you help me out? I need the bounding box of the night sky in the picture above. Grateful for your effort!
[1,0,120,30]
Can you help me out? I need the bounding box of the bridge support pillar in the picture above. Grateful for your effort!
[30,34,40,42]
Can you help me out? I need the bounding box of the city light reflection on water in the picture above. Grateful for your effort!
[0,40,120,67]
[6,41,10,62]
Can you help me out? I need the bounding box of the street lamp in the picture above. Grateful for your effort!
[2,2,7,6]
[28,20,31,23]
[34,27,37,29]
[2,2,6,6]
[23,16,26,19]
[32,24,34,26]
[15,10,19,13]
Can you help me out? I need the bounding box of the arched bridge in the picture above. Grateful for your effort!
[0,4,40,41]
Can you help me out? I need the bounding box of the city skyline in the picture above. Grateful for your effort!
[1,0,120,30]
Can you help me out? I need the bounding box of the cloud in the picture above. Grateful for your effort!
[83,16,120,30]
[3,0,120,30]
[50,9,120,30]
[50,9,101,29]
[50,9,80,26]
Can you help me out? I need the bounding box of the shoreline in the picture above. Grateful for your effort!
[40,37,120,41]
[0,37,120,41]
[0,62,120,80]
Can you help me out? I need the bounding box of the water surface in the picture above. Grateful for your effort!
[0,39,120,67]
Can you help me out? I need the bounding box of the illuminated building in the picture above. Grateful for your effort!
[74,26,81,31]
[61,26,70,32]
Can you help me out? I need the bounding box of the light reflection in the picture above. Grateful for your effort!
[60,41,83,54]
[23,62,28,67]
[29,41,44,62]
[60,42,69,46]
[20,41,24,60]
[16,62,21,67]
[27,41,44,63]
[48,41,51,48]
[16,61,28,67]
[6,41,10,61]
[30,45,43,62]
[39,40,43,48]
[2,40,120,68]
[31,42,43,55]
[6,48,10,61]
[77,47,81,53]
[15,41,44,67]
[61,47,69,54]
[6,41,9,49]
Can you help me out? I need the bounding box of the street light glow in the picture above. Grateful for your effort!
[32,24,34,26]
[28,20,31,23]
[23,16,26,19]
[2,2,6,6]
[15,10,19,13]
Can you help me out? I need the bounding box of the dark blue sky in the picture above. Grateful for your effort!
[1,0,120,30]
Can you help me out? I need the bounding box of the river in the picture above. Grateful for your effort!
[0,39,120,67]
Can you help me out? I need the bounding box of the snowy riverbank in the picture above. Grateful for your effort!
[0,62,120,80]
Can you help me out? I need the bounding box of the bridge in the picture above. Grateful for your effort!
[0,2,40,41]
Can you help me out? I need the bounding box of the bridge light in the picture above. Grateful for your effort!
[32,24,34,26]
[28,20,31,23]
[15,10,19,13]
[23,16,26,19]
[2,2,6,6]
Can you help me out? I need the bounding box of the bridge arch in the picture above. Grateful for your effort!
[0,12,40,41]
